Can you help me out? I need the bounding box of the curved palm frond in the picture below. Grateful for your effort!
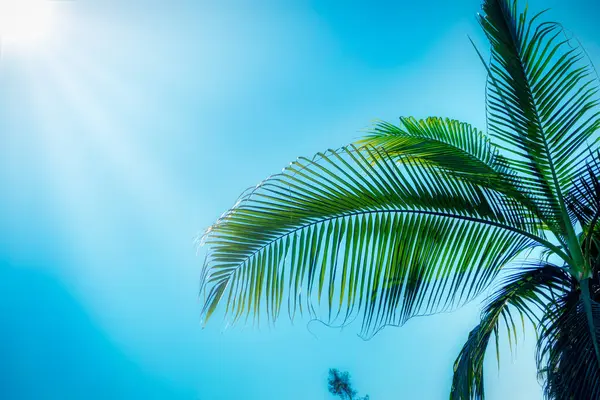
[358,117,508,178]
[357,117,547,227]
[537,287,600,399]
[566,154,600,231]
[199,145,546,337]
[480,0,600,245]
[451,263,571,400]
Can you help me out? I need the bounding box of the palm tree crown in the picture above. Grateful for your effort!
[197,0,600,398]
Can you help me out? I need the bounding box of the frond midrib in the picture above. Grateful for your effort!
[361,118,556,235]
[206,207,568,284]
[488,1,583,269]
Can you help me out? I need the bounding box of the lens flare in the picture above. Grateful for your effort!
[0,0,55,48]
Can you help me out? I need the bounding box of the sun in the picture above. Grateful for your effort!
[0,0,55,48]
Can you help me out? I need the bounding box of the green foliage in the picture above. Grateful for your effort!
[327,369,369,400]
[451,264,572,399]
[537,288,600,399]
[200,144,535,337]
[197,0,600,398]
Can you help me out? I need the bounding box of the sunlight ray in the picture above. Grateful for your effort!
[36,51,195,233]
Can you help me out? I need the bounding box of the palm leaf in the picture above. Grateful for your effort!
[358,116,548,228]
[359,117,508,178]
[199,145,546,337]
[451,263,571,399]
[565,154,600,231]
[537,286,600,399]
[479,0,600,246]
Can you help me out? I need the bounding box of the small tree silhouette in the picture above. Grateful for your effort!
[327,369,369,400]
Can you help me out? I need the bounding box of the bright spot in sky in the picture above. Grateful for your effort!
[0,0,55,47]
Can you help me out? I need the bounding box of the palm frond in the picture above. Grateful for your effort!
[358,117,547,227]
[480,0,600,243]
[359,117,508,178]
[566,154,600,230]
[537,286,600,399]
[199,145,545,337]
[451,263,571,399]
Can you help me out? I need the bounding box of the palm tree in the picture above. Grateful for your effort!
[198,0,600,398]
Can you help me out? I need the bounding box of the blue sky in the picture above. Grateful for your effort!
[0,0,599,398]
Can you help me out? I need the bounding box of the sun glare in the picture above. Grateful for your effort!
[0,0,55,48]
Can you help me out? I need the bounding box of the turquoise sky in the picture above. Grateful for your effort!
[1,0,599,399]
